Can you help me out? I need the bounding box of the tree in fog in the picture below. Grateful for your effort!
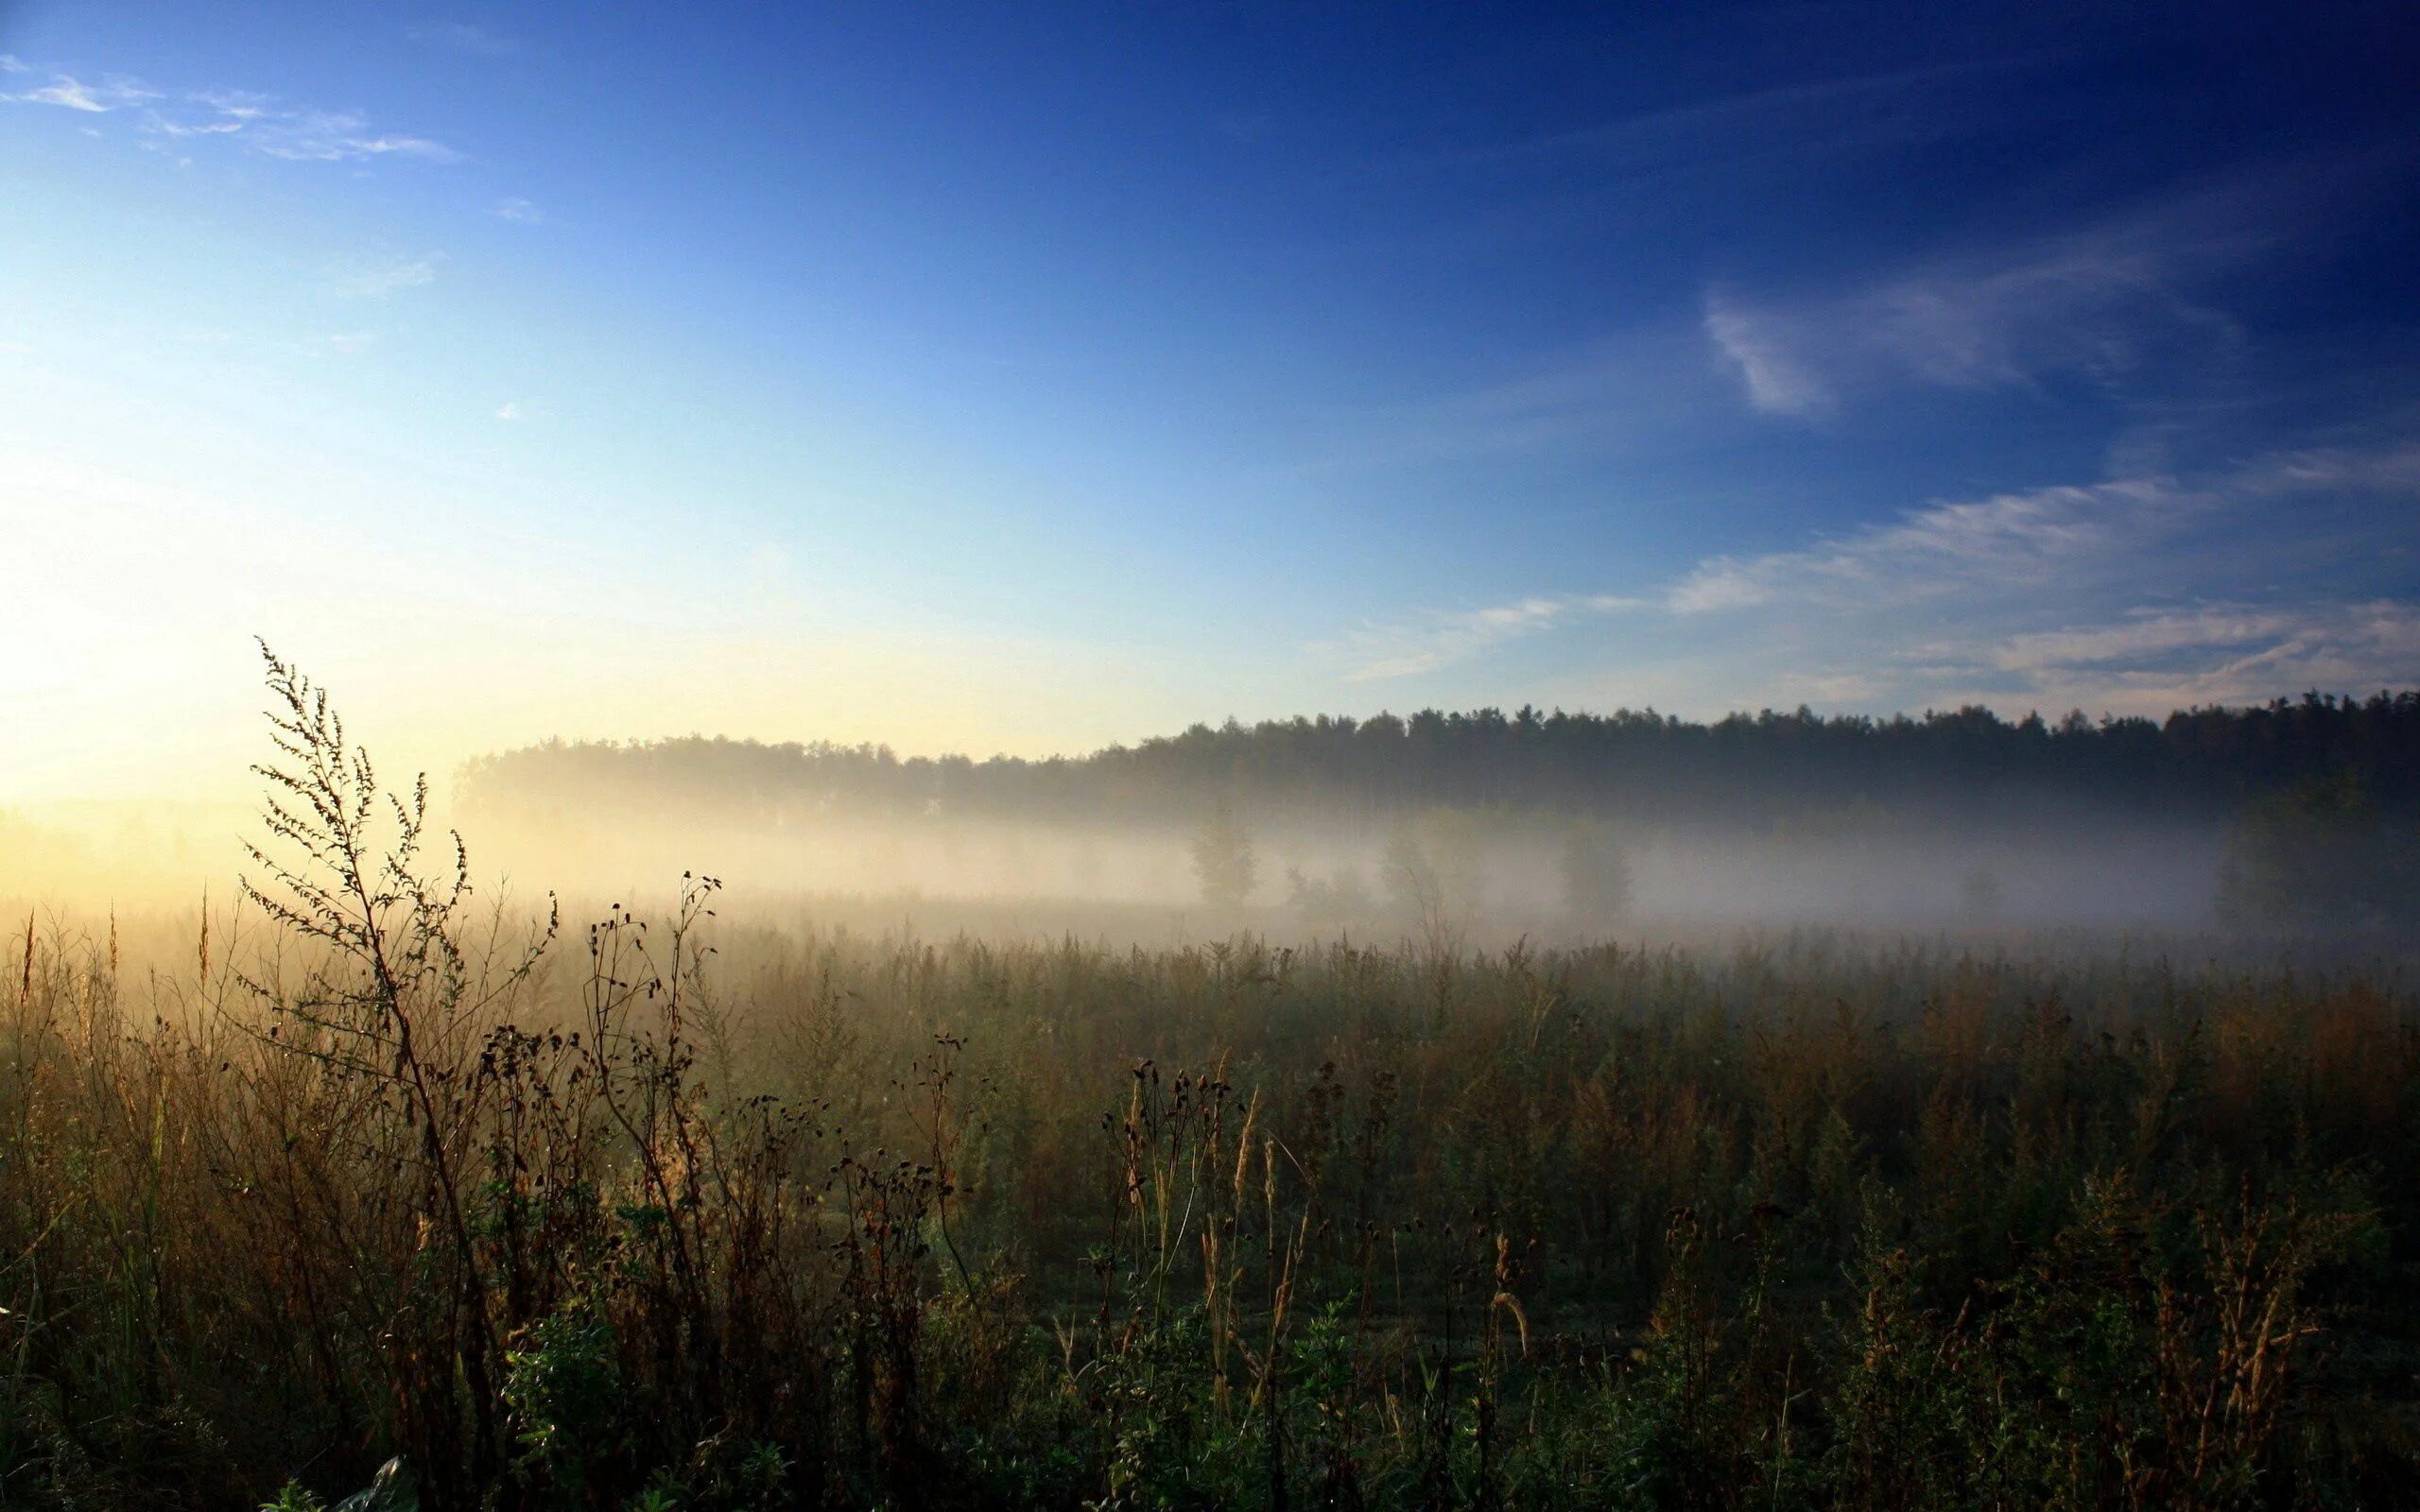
[2217,771,2420,932]
[1189,799,1258,909]
[1960,864,2006,923]
[1557,818,1634,928]
[1385,807,1486,946]
[1285,862,1374,929]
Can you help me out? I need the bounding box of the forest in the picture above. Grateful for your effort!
[459,693,2420,829]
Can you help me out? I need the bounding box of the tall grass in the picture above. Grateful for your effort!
[2,654,2415,1508]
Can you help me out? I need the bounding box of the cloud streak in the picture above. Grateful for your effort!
[1334,438,2420,714]
[1959,600,2420,713]
[1336,594,1647,680]
[330,255,442,299]
[1702,177,2288,418]
[3,61,459,165]
[1667,477,2197,612]
[1434,57,2040,183]
[5,72,160,112]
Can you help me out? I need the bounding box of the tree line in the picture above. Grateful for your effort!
[460,689,2420,831]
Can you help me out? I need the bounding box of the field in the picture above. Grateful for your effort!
[4,669,2417,1511]
[8,917,2419,1508]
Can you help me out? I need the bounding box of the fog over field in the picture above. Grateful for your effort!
[447,697,2414,941]
[12,694,2406,949]
[451,802,2231,933]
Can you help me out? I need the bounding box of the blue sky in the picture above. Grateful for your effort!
[2,2,2416,798]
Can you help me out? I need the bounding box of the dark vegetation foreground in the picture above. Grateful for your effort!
[6,660,2418,1510]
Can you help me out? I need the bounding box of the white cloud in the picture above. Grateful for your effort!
[1337,593,1645,680]
[1678,445,2420,712]
[6,73,159,112]
[3,60,457,165]
[1703,180,2274,419]
[191,89,272,121]
[331,255,441,299]
[1988,607,2298,675]
[0,56,28,76]
[1444,59,2029,181]
[155,116,244,138]
[2230,441,2420,498]
[1667,477,2192,613]
[1339,438,2420,712]
[1703,291,1832,416]
[251,110,458,163]
[14,78,107,112]
[493,197,544,224]
[493,402,522,421]
[1953,600,2420,713]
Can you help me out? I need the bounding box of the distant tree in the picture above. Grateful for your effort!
[1557,819,1634,927]
[2217,771,2419,933]
[1189,799,1258,910]
[1959,864,2006,923]
[1384,807,1486,948]
[1284,862,1375,927]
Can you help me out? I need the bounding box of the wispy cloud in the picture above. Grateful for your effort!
[493,197,544,224]
[1667,477,2196,613]
[154,116,245,139]
[1987,606,2299,676]
[1657,438,2420,624]
[1695,444,2420,710]
[1956,600,2420,712]
[3,60,458,165]
[1433,58,2036,181]
[190,88,271,122]
[1703,293,1833,417]
[248,110,458,163]
[4,72,159,112]
[1702,177,2290,419]
[331,255,441,299]
[2229,440,2420,498]
[409,22,526,58]
[1335,594,1646,680]
[493,401,522,421]
[1335,437,2420,714]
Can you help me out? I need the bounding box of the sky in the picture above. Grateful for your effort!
[2,1,2417,803]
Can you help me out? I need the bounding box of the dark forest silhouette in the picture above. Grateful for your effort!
[462,690,2420,827]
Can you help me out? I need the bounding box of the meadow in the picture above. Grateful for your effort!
[4,661,2416,1510]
